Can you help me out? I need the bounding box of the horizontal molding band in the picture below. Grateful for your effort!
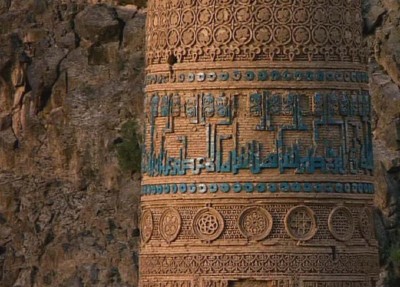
[140,252,379,276]
[145,69,369,87]
[145,83,368,93]
[141,181,374,196]
[141,247,379,255]
[147,61,368,72]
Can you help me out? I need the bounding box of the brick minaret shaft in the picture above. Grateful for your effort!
[140,1,379,286]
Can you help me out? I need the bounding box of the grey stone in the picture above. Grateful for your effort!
[116,5,137,23]
[0,128,17,150]
[0,113,11,131]
[74,5,121,44]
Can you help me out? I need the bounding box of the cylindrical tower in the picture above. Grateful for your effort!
[140,0,379,286]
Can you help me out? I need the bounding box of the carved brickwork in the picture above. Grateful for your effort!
[140,200,377,245]
[192,207,224,242]
[328,206,354,241]
[141,0,379,285]
[359,207,375,242]
[159,208,182,243]
[284,205,316,241]
[140,252,379,276]
[238,206,273,241]
[146,0,365,64]
[141,209,154,243]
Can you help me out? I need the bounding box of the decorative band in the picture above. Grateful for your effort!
[140,252,379,276]
[141,182,374,195]
[145,69,369,86]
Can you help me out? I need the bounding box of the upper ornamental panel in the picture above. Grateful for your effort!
[146,0,365,64]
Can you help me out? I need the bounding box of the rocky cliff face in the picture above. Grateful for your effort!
[364,0,400,285]
[0,0,399,286]
[0,1,144,286]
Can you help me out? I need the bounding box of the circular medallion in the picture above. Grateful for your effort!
[193,207,224,241]
[275,7,293,24]
[344,10,352,24]
[181,9,195,26]
[167,29,180,47]
[238,206,273,241]
[198,8,213,25]
[255,6,273,23]
[352,27,362,46]
[233,25,252,45]
[181,28,196,47]
[158,30,167,48]
[141,209,154,243]
[293,26,311,45]
[214,25,232,45]
[197,27,213,46]
[359,207,374,240]
[169,10,180,28]
[328,26,342,45]
[328,206,354,241]
[159,10,168,27]
[313,7,326,24]
[254,26,273,44]
[159,208,182,243]
[343,28,353,45]
[328,7,343,25]
[273,26,291,45]
[148,32,157,48]
[284,205,317,241]
[312,25,328,45]
[293,7,309,24]
[152,12,160,27]
[215,7,233,24]
[235,7,252,23]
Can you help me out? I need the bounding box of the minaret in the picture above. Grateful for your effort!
[140,0,379,286]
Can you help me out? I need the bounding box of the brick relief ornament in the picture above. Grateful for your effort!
[193,207,224,242]
[140,252,379,276]
[238,206,273,241]
[146,0,365,63]
[159,208,182,243]
[141,209,154,243]
[359,207,375,241]
[284,205,317,241]
[328,206,354,241]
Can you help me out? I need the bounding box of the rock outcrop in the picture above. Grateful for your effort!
[364,0,400,286]
[0,1,144,286]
